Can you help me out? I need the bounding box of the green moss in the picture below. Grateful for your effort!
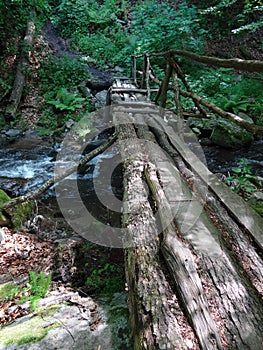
[210,120,253,149]
[12,201,33,228]
[0,190,11,226]
[0,306,60,346]
[0,282,20,301]
[0,189,33,228]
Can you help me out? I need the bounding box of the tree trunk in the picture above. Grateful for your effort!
[115,108,193,349]
[5,16,36,120]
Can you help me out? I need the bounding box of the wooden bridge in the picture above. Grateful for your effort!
[105,52,263,349]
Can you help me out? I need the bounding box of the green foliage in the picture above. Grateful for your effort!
[0,283,20,301]
[46,88,85,112]
[39,56,91,91]
[54,0,128,37]
[21,271,52,311]
[131,1,205,54]
[196,0,263,37]
[226,158,257,198]
[86,262,125,294]
[182,67,263,123]
[54,0,130,67]
[38,56,92,134]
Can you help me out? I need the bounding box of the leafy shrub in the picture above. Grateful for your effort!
[226,158,257,198]
[55,0,128,37]
[86,262,125,294]
[181,67,263,123]
[39,56,91,91]
[21,271,52,311]
[46,87,85,112]
[195,0,263,37]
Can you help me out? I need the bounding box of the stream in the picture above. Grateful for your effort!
[1,138,262,199]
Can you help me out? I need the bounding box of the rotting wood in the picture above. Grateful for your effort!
[179,89,263,135]
[134,114,263,348]
[144,163,222,350]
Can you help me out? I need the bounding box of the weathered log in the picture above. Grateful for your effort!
[114,110,192,349]
[145,164,222,350]
[170,49,263,73]
[129,109,263,348]
[5,16,36,120]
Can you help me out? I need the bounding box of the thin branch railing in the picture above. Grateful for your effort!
[130,51,263,136]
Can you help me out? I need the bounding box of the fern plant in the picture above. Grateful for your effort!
[46,88,85,112]
[20,271,52,311]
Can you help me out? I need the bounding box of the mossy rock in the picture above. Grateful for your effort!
[0,306,60,346]
[210,120,253,149]
[0,189,33,228]
[0,190,11,226]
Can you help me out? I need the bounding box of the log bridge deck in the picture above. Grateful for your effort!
[107,77,263,350]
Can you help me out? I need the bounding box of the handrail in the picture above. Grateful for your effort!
[130,51,263,136]
[132,49,263,73]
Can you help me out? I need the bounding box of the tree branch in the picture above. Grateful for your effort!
[0,133,117,211]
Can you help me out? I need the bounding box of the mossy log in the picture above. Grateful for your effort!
[112,101,263,349]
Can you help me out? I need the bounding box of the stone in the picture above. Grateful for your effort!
[65,119,74,130]
[5,128,22,138]
[114,66,124,73]
[210,120,253,149]
[0,293,131,349]
[94,90,108,108]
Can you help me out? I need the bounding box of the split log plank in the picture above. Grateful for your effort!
[114,110,190,349]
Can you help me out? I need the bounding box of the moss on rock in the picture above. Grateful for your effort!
[0,306,60,346]
[0,190,11,226]
[0,189,33,228]
[210,120,253,149]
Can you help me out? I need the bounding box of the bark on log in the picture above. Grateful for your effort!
[5,16,36,120]
[114,110,191,349]
[131,110,263,348]
[170,50,263,73]
[145,164,222,350]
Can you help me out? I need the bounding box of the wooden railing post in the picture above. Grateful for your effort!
[145,54,151,101]
[159,57,173,108]
[169,56,207,117]
[131,54,137,86]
